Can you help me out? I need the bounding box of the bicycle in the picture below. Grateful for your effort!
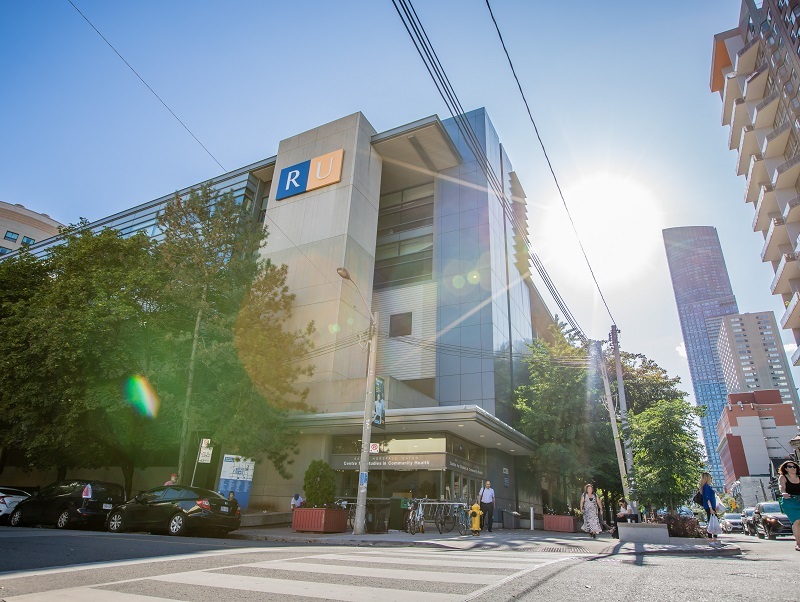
[455,504,470,536]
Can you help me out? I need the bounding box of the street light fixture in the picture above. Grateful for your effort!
[337,266,377,536]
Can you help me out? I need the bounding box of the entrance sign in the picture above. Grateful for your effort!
[218,455,255,510]
[330,453,485,477]
[198,438,213,464]
[275,149,344,200]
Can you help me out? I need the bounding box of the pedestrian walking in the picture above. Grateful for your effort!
[698,472,721,539]
[579,483,603,538]
[164,473,178,486]
[777,460,800,552]
[477,480,495,532]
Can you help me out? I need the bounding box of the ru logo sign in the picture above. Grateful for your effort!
[275,149,344,201]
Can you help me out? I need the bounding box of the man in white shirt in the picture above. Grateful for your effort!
[478,480,496,532]
[290,493,304,510]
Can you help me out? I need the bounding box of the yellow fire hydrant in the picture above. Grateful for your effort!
[470,503,483,536]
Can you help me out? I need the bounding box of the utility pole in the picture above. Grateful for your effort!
[610,325,637,517]
[595,341,630,501]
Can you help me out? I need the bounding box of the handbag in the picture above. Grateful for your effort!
[707,514,723,535]
[692,490,703,505]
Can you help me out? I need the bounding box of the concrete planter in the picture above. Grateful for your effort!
[618,523,670,544]
[291,508,348,533]
[543,514,577,533]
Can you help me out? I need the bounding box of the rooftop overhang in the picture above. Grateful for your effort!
[288,405,536,456]
[372,115,462,194]
[711,29,737,95]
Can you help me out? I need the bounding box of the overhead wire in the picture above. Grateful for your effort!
[483,0,616,325]
[389,0,586,341]
[66,0,226,172]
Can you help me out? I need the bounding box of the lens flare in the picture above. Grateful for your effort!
[124,375,160,418]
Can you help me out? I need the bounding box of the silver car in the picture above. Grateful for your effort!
[0,487,31,524]
[721,512,743,533]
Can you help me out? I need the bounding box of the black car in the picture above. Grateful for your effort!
[9,480,125,529]
[741,507,757,536]
[106,485,240,536]
[753,501,792,539]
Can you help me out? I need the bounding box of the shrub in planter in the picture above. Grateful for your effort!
[653,513,706,538]
[303,459,336,508]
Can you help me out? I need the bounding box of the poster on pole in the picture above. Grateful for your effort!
[218,455,255,510]
[372,376,385,429]
[197,438,213,464]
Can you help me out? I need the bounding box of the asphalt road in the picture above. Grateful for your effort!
[0,527,796,600]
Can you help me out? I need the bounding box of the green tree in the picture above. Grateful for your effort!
[0,226,176,493]
[628,398,704,512]
[514,326,607,508]
[302,459,336,508]
[609,352,688,415]
[155,185,313,481]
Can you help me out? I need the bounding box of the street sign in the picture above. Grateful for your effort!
[369,443,380,453]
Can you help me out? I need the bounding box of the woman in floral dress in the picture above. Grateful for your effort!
[580,483,603,538]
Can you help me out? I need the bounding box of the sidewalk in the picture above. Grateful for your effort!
[230,525,741,557]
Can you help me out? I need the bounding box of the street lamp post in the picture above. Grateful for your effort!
[336,267,377,536]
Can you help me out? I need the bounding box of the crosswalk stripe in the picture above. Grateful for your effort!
[242,560,499,584]
[2,588,173,601]
[311,553,531,570]
[348,550,575,562]
[149,571,466,601]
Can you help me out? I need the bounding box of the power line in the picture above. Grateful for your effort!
[66,0,226,172]
[389,0,586,340]
[483,0,616,325]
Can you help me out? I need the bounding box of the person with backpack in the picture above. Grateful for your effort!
[579,483,603,538]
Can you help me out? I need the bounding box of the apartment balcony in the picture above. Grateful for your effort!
[729,98,751,150]
[753,184,777,231]
[735,34,760,75]
[761,216,789,262]
[753,91,780,129]
[781,292,800,329]
[745,155,769,203]
[743,62,769,101]
[772,153,800,189]
[723,73,744,126]
[737,126,760,175]
[771,253,800,294]
[762,121,792,159]
[783,194,800,224]
[792,344,800,366]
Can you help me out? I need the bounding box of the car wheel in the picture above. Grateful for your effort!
[55,509,71,529]
[9,509,23,527]
[107,511,124,533]
[167,513,186,536]
[756,526,765,539]
[767,530,777,540]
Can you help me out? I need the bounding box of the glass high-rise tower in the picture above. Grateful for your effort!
[663,226,739,487]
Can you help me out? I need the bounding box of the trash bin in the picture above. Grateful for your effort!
[503,510,521,529]
[389,497,405,531]
[366,499,390,533]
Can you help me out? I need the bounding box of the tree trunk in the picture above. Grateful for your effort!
[57,465,67,481]
[177,285,207,485]
[121,462,135,500]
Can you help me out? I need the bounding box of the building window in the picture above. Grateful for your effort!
[389,312,413,337]
[0,246,11,255]
[21,236,34,245]
[4,231,19,242]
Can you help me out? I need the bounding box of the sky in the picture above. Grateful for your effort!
[1,0,794,403]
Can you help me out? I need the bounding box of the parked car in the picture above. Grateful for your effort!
[0,487,31,524]
[753,501,792,539]
[9,480,125,529]
[741,507,757,536]
[105,485,240,536]
[720,512,743,533]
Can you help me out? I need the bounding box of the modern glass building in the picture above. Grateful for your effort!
[9,109,557,515]
[663,226,740,488]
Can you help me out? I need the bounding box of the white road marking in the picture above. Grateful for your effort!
[242,559,498,583]
[2,589,173,601]
[313,552,532,569]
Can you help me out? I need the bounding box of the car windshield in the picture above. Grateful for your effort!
[724,514,739,519]
[761,503,781,513]
[743,509,754,516]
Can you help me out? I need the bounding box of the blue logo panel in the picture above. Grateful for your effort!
[275,159,311,200]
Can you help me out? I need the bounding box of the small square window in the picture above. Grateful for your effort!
[389,312,412,337]
[21,236,34,245]
[4,231,19,242]
[0,246,11,255]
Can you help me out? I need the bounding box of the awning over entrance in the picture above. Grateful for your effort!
[288,404,535,456]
